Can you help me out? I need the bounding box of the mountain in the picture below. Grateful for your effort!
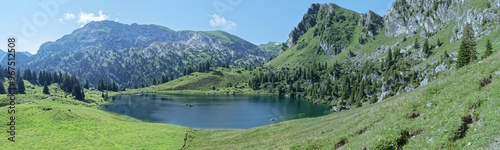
[19,51,32,57]
[267,4,384,66]
[24,20,272,87]
[258,42,283,57]
[0,49,6,60]
[384,0,499,42]
[1,51,32,68]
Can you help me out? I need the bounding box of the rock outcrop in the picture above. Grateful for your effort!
[385,0,500,42]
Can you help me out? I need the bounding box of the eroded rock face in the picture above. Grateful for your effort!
[384,0,500,41]
[359,10,384,37]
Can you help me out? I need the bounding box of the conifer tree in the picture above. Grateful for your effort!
[83,80,89,89]
[152,79,157,85]
[437,38,443,47]
[17,76,25,94]
[72,84,83,100]
[482,39,493,59]
[0,82,6,94]
[413,38,420,49]
[423,38,430,58]
[457,23,477,68]
[43,81,50,95]
[386,48,393,70]
[341,76,351,100]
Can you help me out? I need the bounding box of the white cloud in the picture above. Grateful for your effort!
[77,10,110,25]
[208,13,237,31]
[58,12,76,23]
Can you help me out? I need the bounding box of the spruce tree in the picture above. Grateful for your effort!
[385,48,393,70]
[152,79,157,85]
[43,81,50,95]
[413,38,420,49]
[437,38,443,47]
[482,39,493,59]
[72,84,83,100]
[83,80,89,89]
[423,38,430,58]
[98,78,104,91]
[457,23,477,68]
[0,81,5,94]
[17,77,26,94]
[341,76,351,100]
[161,73,167,83]
[465,23,478,62]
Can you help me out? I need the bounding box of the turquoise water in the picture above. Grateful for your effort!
[102,94,330,129]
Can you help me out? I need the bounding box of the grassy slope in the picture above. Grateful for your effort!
[188,50,500,149]
[0,81,188,149]
[126,67,266,95]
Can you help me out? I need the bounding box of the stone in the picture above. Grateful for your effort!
[420,78,429,87]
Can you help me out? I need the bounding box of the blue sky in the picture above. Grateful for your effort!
[1,0,394,54]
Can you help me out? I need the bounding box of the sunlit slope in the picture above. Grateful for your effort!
[188,51,500,149]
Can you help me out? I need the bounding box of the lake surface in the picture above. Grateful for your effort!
[102,94,331,129]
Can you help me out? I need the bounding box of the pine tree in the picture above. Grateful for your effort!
[17,77,26,94]
[413,38,420,49]
[83,80,89,89]
[43,81,50,95]
[385,48,393,70]
[465,23,477,62]
[0,81,5,94]
[72,84,83,100]
[98,78,104,91]
[52,72,58,83]
[457,23,477,68]
[152,79,157,85]
[482,39,493,59]
[423,38,430,58]
[341,76,351,100]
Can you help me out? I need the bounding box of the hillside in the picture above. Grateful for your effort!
[258,42,283,58]
[0,80,188,149]
[134,67,258,95]
[22,21,274,87]
[187,47,500,149]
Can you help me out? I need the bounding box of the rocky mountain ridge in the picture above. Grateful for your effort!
[384,0,500,42]
[23,21,275,87]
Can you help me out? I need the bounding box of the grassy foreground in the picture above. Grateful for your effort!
[187,52,500,149]
[0,81,188,149]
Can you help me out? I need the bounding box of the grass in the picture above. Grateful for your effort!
[0,82,189,149]
[128,67,271,96]
[187,50,500,149]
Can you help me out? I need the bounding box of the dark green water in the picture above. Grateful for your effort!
[102,94,330,129]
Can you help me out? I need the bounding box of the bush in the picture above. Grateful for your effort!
[480,75,492,87]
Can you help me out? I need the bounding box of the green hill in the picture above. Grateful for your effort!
[0,81,188,149]
[187,49,500,149]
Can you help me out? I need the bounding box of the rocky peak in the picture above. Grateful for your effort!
[359,11,384,36]
[287,4,324,48]
[358,10,384,44]
[385,0,500,42]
